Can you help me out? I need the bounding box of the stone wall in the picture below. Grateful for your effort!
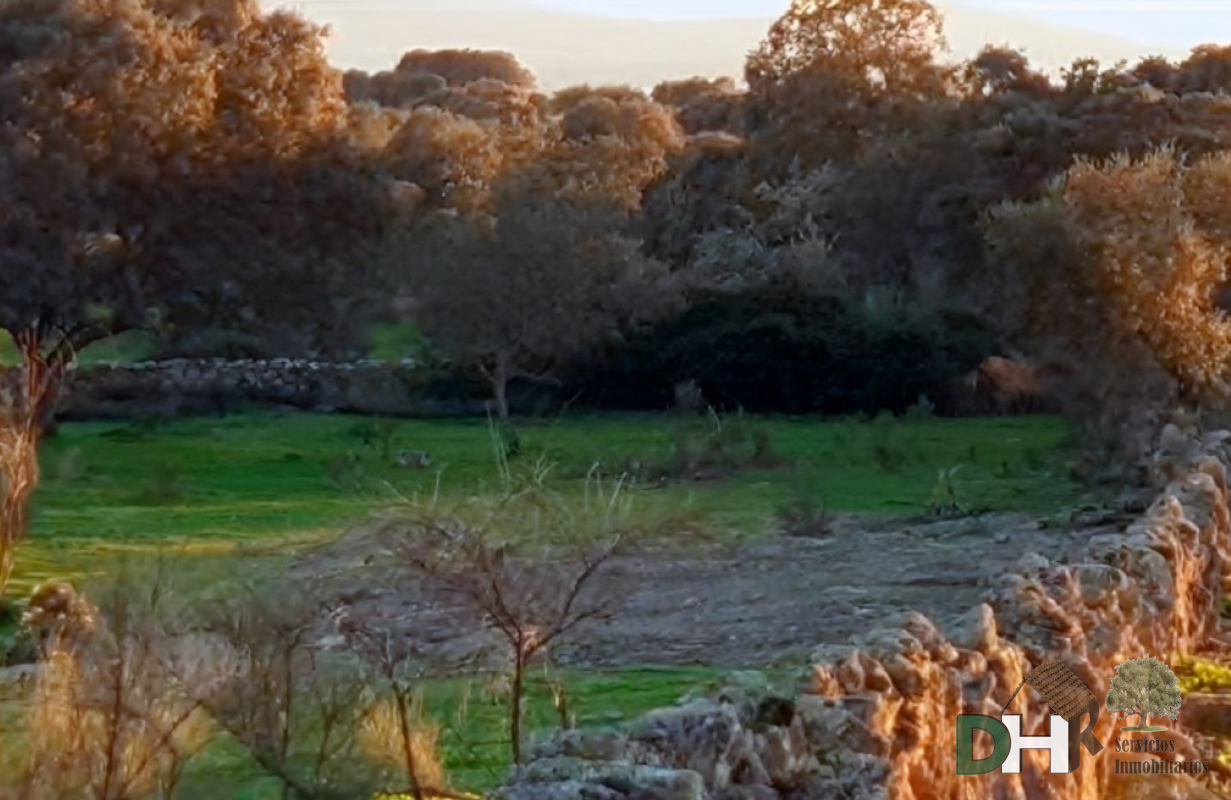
[497,424,1231,800]
[51,355,1057,422]
[56,359,560,420]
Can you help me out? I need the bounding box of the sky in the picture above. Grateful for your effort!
[281,0,1223,87]
[532,0,1229,51]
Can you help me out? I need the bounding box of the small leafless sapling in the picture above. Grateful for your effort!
[393,506,635,766]
[329,605,465,800]
[194,581,379,800]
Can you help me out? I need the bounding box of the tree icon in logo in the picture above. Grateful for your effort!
[1106,655,1183,732]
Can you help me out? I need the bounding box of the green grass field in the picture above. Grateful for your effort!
[162,666,731,798]
[17,410,1084,594]
[2,408,1086,795]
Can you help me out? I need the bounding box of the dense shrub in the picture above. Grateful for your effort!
[567,286,995,414]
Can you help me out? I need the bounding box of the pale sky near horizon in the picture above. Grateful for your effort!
[533,1,1229,50]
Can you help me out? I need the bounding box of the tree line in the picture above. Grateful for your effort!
[4,0,1231,583]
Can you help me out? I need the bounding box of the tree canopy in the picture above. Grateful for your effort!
[400,185,669,418]
[5,0,1231,591]
[0,0,409,595]
[744,0,951,169]
[0,0,406,357]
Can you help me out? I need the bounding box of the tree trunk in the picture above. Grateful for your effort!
[1140,711,1149,729]
[0,328,71,598]
[493,376,509,421]
[491,352,511,420]
[509,643,526,766]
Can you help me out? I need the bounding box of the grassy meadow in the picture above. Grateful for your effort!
[1,405,1087,795]
[171,666,730,797]
[17,410,1084,594]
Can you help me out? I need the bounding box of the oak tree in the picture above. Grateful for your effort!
[961,45,1052,97]
[0,0,402,594]
[981,146,1231,466]
[403,186,665,418]
[394,48,537,91]
[744,0,951,171]
[381,84,551,212]
[529,85,684,210]
[651,76,745,135]
[1178,44,1231,94]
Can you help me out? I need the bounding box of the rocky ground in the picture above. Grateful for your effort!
[292,510,1123,670]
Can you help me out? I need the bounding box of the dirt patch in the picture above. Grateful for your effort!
[291,512,1118,670]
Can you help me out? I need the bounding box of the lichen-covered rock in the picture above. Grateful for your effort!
[505,682,823,800]
[753,715,819,790]
[629,701,756,790]
[1072,563,1129,607]
[497,759,706,800]
[781,751,889,800]
[529,728,665,766]
[794,696,864,757]
[941,603,997,654]
[491,779,624,800]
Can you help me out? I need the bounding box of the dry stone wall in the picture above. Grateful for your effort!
[55,358,554,419]
[497,425,1231,800]
[51,356,1057,421]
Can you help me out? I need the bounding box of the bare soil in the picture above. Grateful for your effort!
[293,511,1119,670]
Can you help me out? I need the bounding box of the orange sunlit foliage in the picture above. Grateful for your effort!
[395,48,537,90]
[0,0,391,337]
[960,45,1052,97]
[515,86,685,209]
[744,0,951,170]
[1,0,213,180]
[1078,150,1231,400]
[380,82,552,211]
[371,72,685,213]
[746,0,948,97]
[343,67,446,108]
[651,77,744,135]
[382,107,509,211]
[209,9,349,157]
[428,78,549,125]
[1178,44,1231,94]
[1130,55,1180,91]
[345,102,408,152]
[1000,148,1231,403]
[344,48,537,109]
[350,51,555,212]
